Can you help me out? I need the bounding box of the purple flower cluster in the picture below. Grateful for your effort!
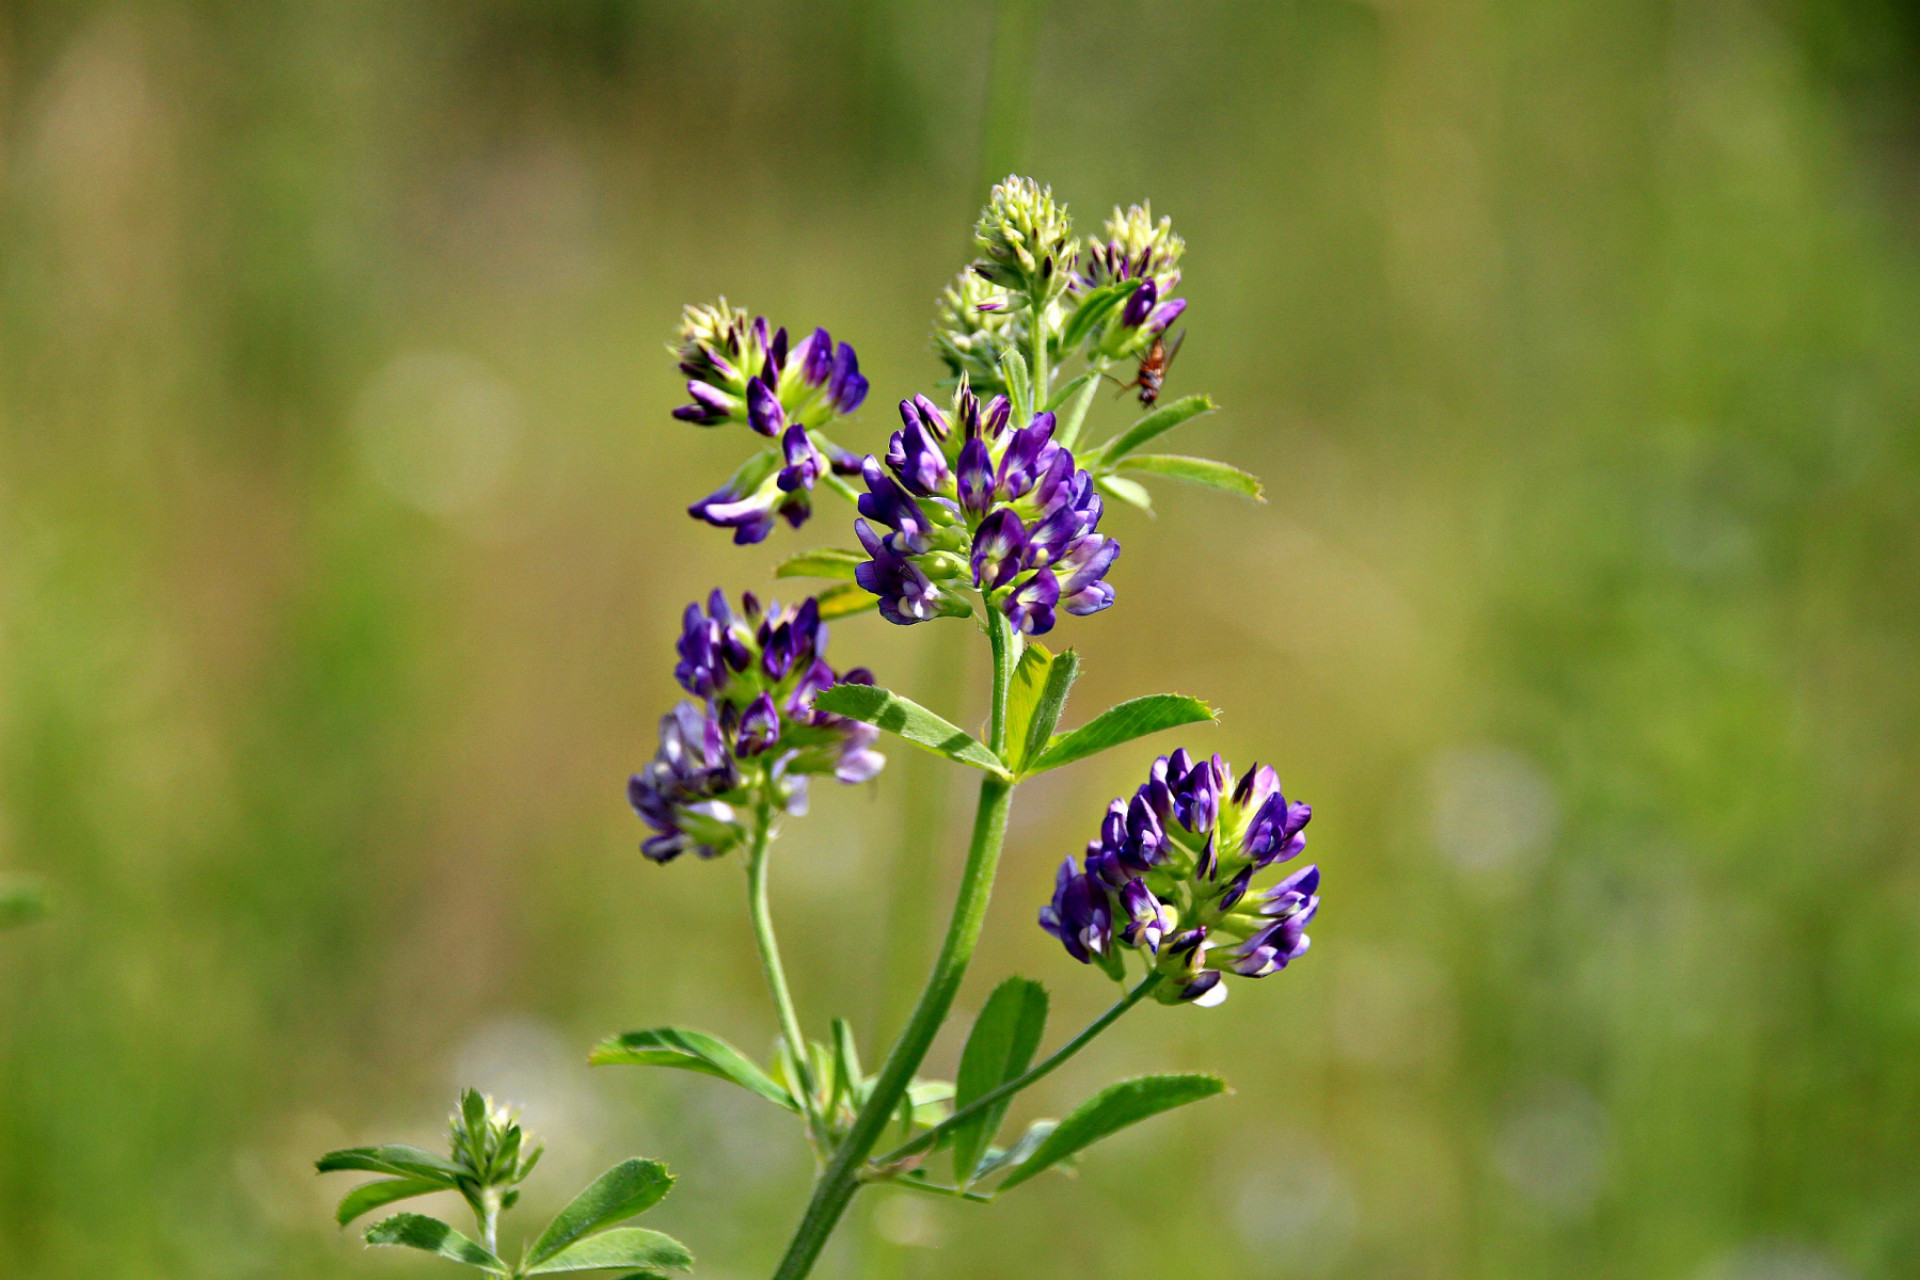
[852,384,1118,635]
[670,301,869,543]
[1040,751,1317,1005]
[629,591,885,862]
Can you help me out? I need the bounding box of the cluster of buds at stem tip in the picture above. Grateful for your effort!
[629,592,885,862]
[670,300,870,543]
[852,380,1118,635]
[1040,751,1317,1006]
[448,1088,543,1196]
[972,176,1077,311]
[1072,203,1188,361]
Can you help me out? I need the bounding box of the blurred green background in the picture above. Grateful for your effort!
[3,1,1919,1277]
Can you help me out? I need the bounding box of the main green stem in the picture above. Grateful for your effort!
[869,971,1162,1171]
[747,796,829,1150]
[769,611,1020,1280]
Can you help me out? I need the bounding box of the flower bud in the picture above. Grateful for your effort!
[972,176,1077,306]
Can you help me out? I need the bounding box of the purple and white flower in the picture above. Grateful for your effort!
[1040,751,1317,1005]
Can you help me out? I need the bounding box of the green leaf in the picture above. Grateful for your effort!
[1016,650,1080,777]
[1041,369,1095,414]
[334,1177,446,1227]
[830,1018,862,1115]
[814,582,878,619]
[999,347,1032,420]
[1053,365,1105,452]
[971,1118,1058,1180]
[317,1144,465,1187]
[993,1074,1227,1191]
[774,548,867,581]
[1001,642,1054,768]
[812,684,1009,776]
[0,878,46,928]
[952,978,1049,1187]
[1118,454,1264,501]
[1027,694,1217,775]
[365,1214,507,1273]
[525,1227,693,1274]
[589,1028,797,1113]
[1096,473,1155,514]
[1056,282,1137,356]
[1091,395,1217,466]
[526,1160,676,1267]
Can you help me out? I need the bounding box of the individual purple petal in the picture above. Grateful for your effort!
[1121,277,1158,329]
[828,342,868,413]
[956,437,995,516]
[747,379,785,438]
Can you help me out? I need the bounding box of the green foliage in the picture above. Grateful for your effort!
[812,683,1010,776]
[366,1214,508,1272]
[589,1027,798,1112]
[1002,642,1081,775]
[523,1228,691,1274]
[1116,454,1264,501]
[773,548,866,581]
[813,582,877,618]
[1026,694,1217,775]
[1095,473,1155,514]
[524,1160,675,1268]
[951,977,1049,1186]
[993,1074,1227,1191]
[1088,396,1216,467]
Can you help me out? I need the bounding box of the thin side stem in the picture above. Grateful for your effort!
[747,797,829,1150]
[868,971,1162,1171]
[768,613,1020,1280]
[1030,295,1050,416]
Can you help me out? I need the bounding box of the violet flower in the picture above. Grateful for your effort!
[1072,203,1188,360]
[1039,751,1317,1004]
[851,382,1118,636]
[669,300,869,541]
[630,591,886,862]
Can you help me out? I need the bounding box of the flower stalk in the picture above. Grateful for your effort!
[745,796,830,1152]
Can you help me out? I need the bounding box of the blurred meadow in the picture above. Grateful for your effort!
[3,1,1920,1277]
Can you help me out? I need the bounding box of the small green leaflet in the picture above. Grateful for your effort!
[774,548,866,581]
[365,1214,507,1273]
[999,347,1033,421]
[1053,367,1104,452]
[1097,473,1155,514]
[1090,395,1217,467]
[1117,454,1264,501]
[814,582,877,619]
[951,978,1049,1187]
[1056,281,1138,356]
[525,1159,676,1268]
[524,1227,693,1274]
[993,1074,1227,1192]
[589,1027,798,1112]
[334,1176,446,1227]
[1026,694,1217,775]
[1001,642,1077,774]
[316,1144,466,1186]
[812,684,1009,776]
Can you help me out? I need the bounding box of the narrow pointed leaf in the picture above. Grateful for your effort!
[334,1177,447,1227]
[1016,650,1080,777]
[952,978,1049,1186]
[526,1159,676,1267]
[814,581,878,618]
[1056,282,1137,356]
[999,348,1032,420]
[317,1144,465,1186]
[525,1227,693,1274]
[1091,395,1216,466]
[1027,694,1217,775]
[1118,454,1264,501]
[1096,473,1154,514]
[831,1018,862,1115]
[364,1214,507,1272]
[774,548,867,581]
[1041,369,1096,414]
[590,1028,797,1112]
[1054,364,1104,452]
[994,1074,1226,1191]
[812,684,1009,776]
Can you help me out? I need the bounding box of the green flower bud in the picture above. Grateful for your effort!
[972,175,1076,305]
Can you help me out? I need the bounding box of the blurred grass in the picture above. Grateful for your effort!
[1,2,1918,1278]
